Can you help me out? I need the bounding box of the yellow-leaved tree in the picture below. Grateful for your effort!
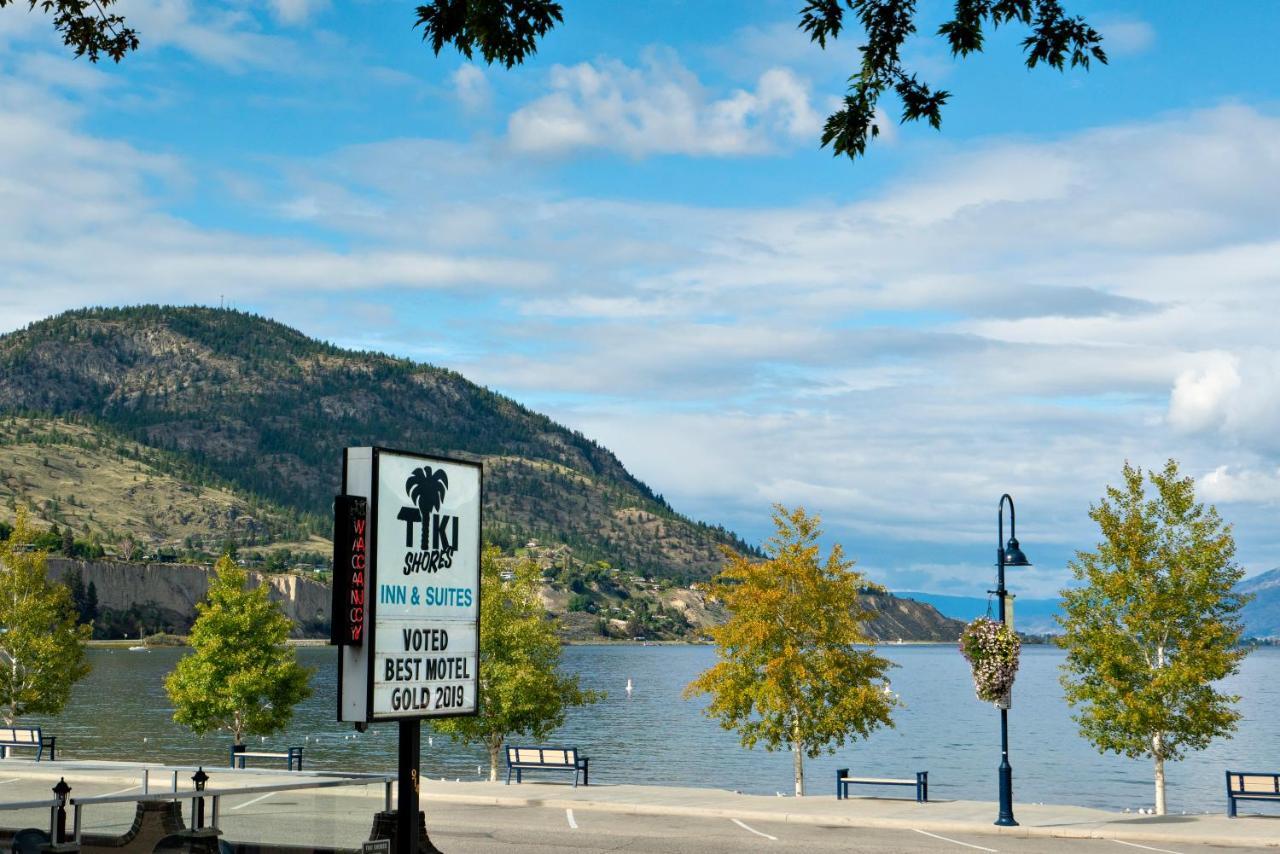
[686,505,896,796]
[433,546,600,780]
[0,508,92,725]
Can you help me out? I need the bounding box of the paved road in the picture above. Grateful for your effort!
[3,770,1274,853]
[215,793,1276,853]
[421,803,1276,854]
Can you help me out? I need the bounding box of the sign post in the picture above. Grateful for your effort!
[332,447,482,854]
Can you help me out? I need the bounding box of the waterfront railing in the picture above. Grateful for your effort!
[0,767,395,846]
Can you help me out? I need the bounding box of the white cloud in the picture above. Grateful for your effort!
[507,49,821,156]
[1168,353,1241,434]
[115,0,302,71]
[267,0,327,26]
[1168,350,1280,452]
[452,64,491,112]
[1100,18,1156,56]
[1201,466,1280,504]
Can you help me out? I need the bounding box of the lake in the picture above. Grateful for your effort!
[28,643,1277,813]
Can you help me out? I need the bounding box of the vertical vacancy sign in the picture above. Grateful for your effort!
[333,447,482,722]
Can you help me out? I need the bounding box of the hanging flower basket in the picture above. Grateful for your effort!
[959,617,1021,704]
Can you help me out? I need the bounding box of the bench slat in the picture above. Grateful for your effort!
[841,777,915,785]
[1235,775,1280,793]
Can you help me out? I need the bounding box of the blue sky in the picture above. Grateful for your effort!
[2,1,1280,597]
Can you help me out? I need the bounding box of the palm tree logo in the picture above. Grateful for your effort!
[406,466,449,531]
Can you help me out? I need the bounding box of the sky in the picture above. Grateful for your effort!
[1,1,1279,599]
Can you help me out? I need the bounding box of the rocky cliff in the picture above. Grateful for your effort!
[47,558,330,639]
[858,591,964,642]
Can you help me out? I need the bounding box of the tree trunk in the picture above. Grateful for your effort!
[793,739,805,797]
[488,739,502,783]
[1153,734,1166,816]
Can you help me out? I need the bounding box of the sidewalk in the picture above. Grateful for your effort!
[417,778,1280,849]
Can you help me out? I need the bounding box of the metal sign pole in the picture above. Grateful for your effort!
[397,719,421,854]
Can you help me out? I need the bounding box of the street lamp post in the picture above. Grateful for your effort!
[994,493,1030,827]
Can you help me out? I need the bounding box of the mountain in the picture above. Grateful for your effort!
[0,415,325,558]
[897,592,1064,635]
[906,569,1280,639]
[1239,568,1280,638]
[0,306,759,580]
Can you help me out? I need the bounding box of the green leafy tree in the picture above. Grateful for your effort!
[0,508,92,725]
[686,505,896,796]
[16,2,1103,159]
[1058,460,1250,816]
[165,555,312,744]
[433,546,600,780]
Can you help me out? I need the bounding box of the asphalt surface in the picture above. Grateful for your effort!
[3,765,1277,853]
[420,802,1279,853]
[216,791,1277,853]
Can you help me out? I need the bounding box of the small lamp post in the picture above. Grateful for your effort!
[994,493,1030,827]
[191,767,209,830]
[51,777,71,844]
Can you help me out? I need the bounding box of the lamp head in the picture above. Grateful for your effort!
[1003,536,1031,567]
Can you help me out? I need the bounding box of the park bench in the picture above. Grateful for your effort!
[0,726,56,761]
[229,743,303,771]
[505,746,590,787]
[1226,770,1280,817]
[836,768,928,803]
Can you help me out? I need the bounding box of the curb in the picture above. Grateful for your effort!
[418,788,1280,849]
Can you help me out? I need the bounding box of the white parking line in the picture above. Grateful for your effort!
[565,808,577,829]
[0,778,22,786]
[731,818,777,841]
[912,828,998,852]
[101,784,142,797]
[230,791,277,811]
[1114,841,1184,854]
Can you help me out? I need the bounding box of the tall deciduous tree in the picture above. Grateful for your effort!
[686,505,896,796]
[0,508,91,725]
[1058,460,1250,816]
[433,546,599,780]
[165,556,312,744]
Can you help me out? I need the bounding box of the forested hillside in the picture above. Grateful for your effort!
[0,306,758,579]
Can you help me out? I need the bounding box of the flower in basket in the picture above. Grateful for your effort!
[958,616,1021,703]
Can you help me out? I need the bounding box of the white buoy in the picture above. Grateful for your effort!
[625,678,633,696]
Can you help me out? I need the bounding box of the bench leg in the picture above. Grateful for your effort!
[506,766,512,786]
[836,769,847,800]
[1228,796,1236,819]
[582,758,589,787]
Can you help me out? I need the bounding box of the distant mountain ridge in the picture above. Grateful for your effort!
[0,306,757,580]
[907,568,1280,639]
[1238,568,1280,638]
[897,592,1064,635]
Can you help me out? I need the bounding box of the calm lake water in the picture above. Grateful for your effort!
[28,644,1277,813]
